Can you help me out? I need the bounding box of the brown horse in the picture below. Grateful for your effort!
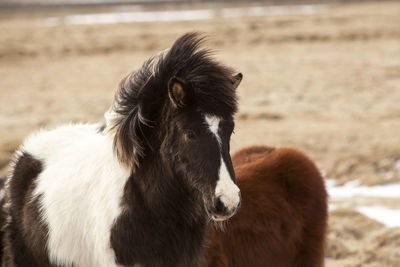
[206,145,328,267]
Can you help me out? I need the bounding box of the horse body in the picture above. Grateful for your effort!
[2,33,242,266]
[206,146,328,267]
[3,123,208,267]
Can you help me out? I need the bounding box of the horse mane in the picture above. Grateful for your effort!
[105,32,238,170]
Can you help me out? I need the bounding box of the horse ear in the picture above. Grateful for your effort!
[232,73,243,90]
[168,76,188,109]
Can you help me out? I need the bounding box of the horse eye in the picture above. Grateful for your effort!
[186,130,196,140]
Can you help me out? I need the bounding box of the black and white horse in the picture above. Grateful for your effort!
[1,33,243,267]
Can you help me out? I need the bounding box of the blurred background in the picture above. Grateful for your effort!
[0,0,399,265]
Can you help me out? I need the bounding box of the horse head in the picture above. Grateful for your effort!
[106,33,243,221]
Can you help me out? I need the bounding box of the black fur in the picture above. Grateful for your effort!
[2,152,51,267]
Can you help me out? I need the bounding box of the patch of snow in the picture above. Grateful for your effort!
[326,180,400,199]
[221,5,329,18]
[343,179,361,188]
[329,203,337,212]
[325,179,337,188]
[42,4,330,26]
[357,206,400,227]
[63,10,216,25]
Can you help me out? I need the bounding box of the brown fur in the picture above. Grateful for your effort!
[205,145,328,267]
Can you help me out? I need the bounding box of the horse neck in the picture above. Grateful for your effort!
[111,151,208,266]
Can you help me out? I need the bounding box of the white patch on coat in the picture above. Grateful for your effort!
[22,123,130,267]
[204,115,240,211]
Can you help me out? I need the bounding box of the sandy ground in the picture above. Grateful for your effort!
[1,1,400,265]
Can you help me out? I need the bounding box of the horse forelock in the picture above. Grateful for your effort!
[105,32,238,170]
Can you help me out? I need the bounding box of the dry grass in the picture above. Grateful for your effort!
[1,1,399,265]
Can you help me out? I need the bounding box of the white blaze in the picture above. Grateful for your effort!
[215,156,240,210]
[204,115,240,211]
[204,115,221,144]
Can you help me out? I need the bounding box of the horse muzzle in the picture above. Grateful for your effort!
[209,192,241,221]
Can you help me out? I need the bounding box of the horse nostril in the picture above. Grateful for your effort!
[215,197,225,214]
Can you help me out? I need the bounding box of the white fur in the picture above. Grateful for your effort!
[215,157,240,210]
[22,123,130,267]
[204,115,240,211]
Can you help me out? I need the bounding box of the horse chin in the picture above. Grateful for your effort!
[211,214,231,222]
[204,204,228,222]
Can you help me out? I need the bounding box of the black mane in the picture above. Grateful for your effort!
[107,32,238,169]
